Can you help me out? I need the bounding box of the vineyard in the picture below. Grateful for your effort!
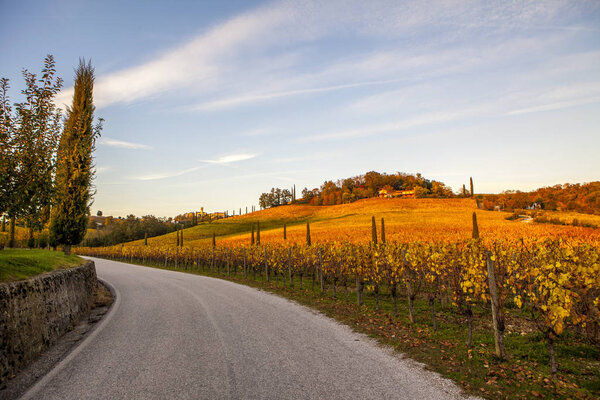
[75,198,600,399]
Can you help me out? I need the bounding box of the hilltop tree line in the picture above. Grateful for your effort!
[0,56,101,253]
[259,171,456,208]
[482,182,600,214]
[84,215,177,247]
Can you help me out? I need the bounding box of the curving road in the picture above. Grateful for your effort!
[21,257,476,400]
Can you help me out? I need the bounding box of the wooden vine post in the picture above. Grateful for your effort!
[486,251,506,359]
[288,247,293,287]
[264,246,269,282]
[243,248,248,279]
[319,249,324,293]
[227,248,231,276]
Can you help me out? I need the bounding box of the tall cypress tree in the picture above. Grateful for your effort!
[49,60,101,255]
[470,177,474,198]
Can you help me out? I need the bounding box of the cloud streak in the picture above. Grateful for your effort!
[133,166,204,181]
[99,137,152,150]
[192,79,405,111]
[202,153,258,164]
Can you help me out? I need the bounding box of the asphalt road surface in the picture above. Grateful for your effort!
[21,257,477,400]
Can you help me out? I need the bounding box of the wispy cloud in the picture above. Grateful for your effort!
[202,153,258,164]
[300,108,484,142]
[133,166,204,181]
[192,79,405,111]
[53,0,583,110]
[505,82,600,116]
[95,166,113,174]
[99,137,151,150]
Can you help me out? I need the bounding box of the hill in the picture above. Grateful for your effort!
[121,198,600,249]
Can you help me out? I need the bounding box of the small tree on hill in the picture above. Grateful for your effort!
[50,60,102,255]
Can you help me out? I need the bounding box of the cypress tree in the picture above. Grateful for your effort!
[463,184,467,197]
[381,218,386,244]
[176,227,180,247]
[472,212,480,239]
[49,60,101,255]
[470,177,474,198]
[371,216,377,244]
[283,223,286,240]
[180,227,183,247]
[144,232,148,246]
[306,221,311,246]
[257,221,261,244]
[251,225,255,245]
[212,231,216,247]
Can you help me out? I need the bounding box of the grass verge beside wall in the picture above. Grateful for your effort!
[0,249,84,282]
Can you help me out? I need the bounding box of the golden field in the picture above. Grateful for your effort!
[123,198,600,248]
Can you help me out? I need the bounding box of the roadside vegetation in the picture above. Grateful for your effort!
[0,56,101,254]
[0,249,84,282]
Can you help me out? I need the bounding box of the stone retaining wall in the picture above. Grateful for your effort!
[0,260,97,383]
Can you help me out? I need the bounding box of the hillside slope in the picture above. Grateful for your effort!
[124,198,600,248]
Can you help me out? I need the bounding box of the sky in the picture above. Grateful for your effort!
[1,0,599,218]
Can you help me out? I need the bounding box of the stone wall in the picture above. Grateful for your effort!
[0,260,97,383]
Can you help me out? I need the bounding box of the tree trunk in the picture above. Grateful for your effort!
[391,283,398,317]
[8,217,15,248]
[63,244,71,256]
[374,283,380,311]
[356,275,363,306]
[406,281,415,323]
[344,277,349,304]
[429,296,437,331]
[466,306,473,348]
[546,329,557,375]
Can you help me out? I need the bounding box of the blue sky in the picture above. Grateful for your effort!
[2,0,599,218]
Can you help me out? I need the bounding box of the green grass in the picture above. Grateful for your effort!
[0,249,85,282]
[97,254,599,400]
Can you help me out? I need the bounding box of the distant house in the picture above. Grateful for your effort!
[89,215,112,228]
[378,189,416,199]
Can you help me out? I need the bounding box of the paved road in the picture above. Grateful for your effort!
[22,257,476,400]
